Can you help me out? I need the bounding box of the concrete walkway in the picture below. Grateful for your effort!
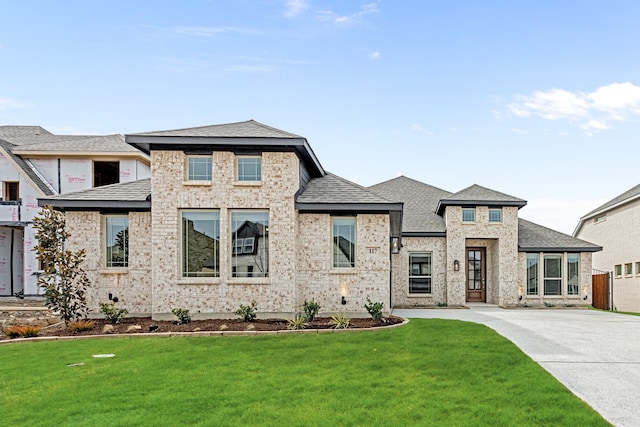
[393,306,640,427]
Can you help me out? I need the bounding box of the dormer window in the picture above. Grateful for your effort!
[488,208,502,223]
[186,156,212,181]
[462,208,475,222]
[236,156,261,181]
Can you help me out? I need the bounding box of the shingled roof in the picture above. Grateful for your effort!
[0,139,56,196]
[436,184,526,215]
[0,125,52,140]
[368,176,451,235]
[39,179,151,210]
[130,119,304,139]
[518,218,601,252]
[9,134,141,153]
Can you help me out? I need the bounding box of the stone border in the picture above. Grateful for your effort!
[0,317,409,345]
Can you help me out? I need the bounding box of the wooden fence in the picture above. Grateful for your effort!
[592,272,610,310]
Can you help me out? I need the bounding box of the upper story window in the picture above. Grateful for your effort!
[105,216,128,268]
[236,156,261,181]
[488,208,502,223]
[462,208,475,222]
[625,263,633,276]
[2,181,19,201]
[94,161,119,187]
[615,264,622,277]
[594,214,606,224]
[187,156,212,181]
[333,217,356,268]
[181,210,220,277]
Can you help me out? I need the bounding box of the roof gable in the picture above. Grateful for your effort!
[297,172,398,207]
[436,184,527,215]
[130,120,303,139]
[0,139,55,196]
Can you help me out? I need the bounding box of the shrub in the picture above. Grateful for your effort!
[330,313,351,329]
[235,300,258,322]
[99,302,128,324]
[3,325,42,338]
[287,315,308,330]
[172,308,192,324]
[32,205,91,324]
[364,297,384,320]
[68,319,96,333]
[303,299,321,322]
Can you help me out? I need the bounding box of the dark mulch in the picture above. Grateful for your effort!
[38,316,405,337]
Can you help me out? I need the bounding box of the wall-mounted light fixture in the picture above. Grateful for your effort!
[341,296,347,305]
[391,237,401,254]
[583,285,588,301]
[108,293,119,303]
[517,286,523,301]
[453,259,460,272]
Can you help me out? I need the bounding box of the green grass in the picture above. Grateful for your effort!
[0,319,608,426]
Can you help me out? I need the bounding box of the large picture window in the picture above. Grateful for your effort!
[567,254,579,295]
[332,217,355,268]
[526,254,539,295]
[182,211,220,277]
[236,156,262,181]
[543,255,562,296]
[105,216,128,268]
[231,211,269,277]
[409,252,432,294]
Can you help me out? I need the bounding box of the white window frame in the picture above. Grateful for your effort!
[236,155,262,182]
[625,263,633,276]
[181,210,220,278]
[104,215,129,268]
[488,208,502,223]
[462,208,475,222]
[615,264,622,277]
[526,253,539,296]
[408,252,432,295]
[332,217,356,269]
[186,155,212,181]
[230,210,269,278]
[543,254,562,296]
[566,253,579,296]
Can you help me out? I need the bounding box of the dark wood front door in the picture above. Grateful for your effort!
[466,248,486,302]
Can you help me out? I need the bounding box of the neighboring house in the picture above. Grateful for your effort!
[0,126,151,297]
[574,184,640,312]
[37,120,601,318]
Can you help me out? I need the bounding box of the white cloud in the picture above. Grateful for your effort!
[410,124,434,135]
[368,50,380,59]
[511,128,527,135]
[283,0,309,18]
[0,98,18,110]
[174,26,259,37]
[508,82,640,133]
[317,2,379,25]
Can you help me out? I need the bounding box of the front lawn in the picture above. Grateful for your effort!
[0,319,608,426]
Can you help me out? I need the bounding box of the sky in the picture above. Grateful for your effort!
[1,0,639,234]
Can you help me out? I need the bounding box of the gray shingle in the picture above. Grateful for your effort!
[0,125,52,139]
[436,184,526,214]
[518,218,601,252]
[43,178,151,202]
[368,176,451,234]
[0,139,55,196]
[581,183,640,219]
[297,172,394,205]
[130,120,303,139]
[9,134,140,153]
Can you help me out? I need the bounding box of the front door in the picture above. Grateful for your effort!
[466,248,486,302]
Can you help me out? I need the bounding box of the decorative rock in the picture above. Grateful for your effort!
[219,324,228,331]
[102,324,115,334]
[192,327,202,332]
[245,324,255,331]
[126,325,142,333]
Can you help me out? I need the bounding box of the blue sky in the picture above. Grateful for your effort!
[1,0,639,234]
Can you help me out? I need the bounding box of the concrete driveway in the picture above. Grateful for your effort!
[393,306,640,427]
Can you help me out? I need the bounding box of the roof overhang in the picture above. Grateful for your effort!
[38,199,151,210]
[436,200,527,215]
[518,245,602,253]
[0,221,30,227]
[11,150,150,164]
[126,135,324,177]
[574,193,640,236]
[402,231,447,237]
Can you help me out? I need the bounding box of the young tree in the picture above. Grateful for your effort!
[32,205,91,324]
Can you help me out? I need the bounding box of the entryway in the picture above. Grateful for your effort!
[465,247,485,302]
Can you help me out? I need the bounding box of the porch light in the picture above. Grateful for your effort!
[518,286,523,301]
[341,296,347,305]
[391,237,401,254]
[340,283,347,305]
[453,259,460,272]
[583,286,588,300]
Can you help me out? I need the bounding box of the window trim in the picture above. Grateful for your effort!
[185,155,213,181]
[2,181,19,201]
[408,252,432,295]
[543,254,562,296]
[462,208,476,223]
[526,253,539,296]
[236,155,262,182]
[625,263,633,276]
[488,208,502,223]
[332,216,356,269]
[104,215,129,269]
[180,209,220,278]
[230,210,269,278]
[636,262,640,276]
[566,253,579,296]
[615,264,622,277]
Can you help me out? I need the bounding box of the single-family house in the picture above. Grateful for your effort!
[574,184,640,312]
[0,126,150,297]
[37,120,601,318]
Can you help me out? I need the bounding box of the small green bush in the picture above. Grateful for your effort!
[171,308,192,324]
[99,302,128,324]
[364,297,384,320]
[235,300,257,322]
[68,319,96,333]
[330,313,350,329]
[287,315,308,330]
[303,299,320,322]
[3,325,42,338]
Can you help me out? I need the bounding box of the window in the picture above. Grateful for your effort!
[181,211,220,277]
[488,208,502,223]
[615,264,622,276]
[187,156,212,181]
[543,255,562,295]
[636,262,640,275]
[93,161,119,187]
[526,254,539,295]
[236,156,261,181]
[231,211,269,277]
[594,214,606,223]
[105,216,128,268]
[2,181,19,201]
[409,253,432,294]
[332,217,356,268]
[462,208,475,222]
[567,254,579,296]
[625,263,633,276]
